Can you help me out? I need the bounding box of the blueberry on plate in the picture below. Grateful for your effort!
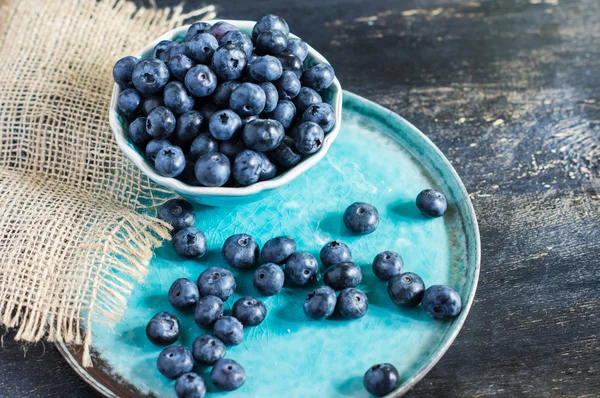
[302,102,336,133]
[142,95,164,116]
[219,30,253,59]
[276,52,303,79]
[168,54,195,82]
[252,14,290,40]
[324,262,362,290]
[164,81,195,115]
[259,82,279,113]
[256,152,277,181]
[232,149,263,186]
[146,106,176,138]
[211,43,247,81]
[422,285,462,320]
[242,119,285,152]
[194,152,231,187]
[285,38,308,61]
[261,236,296,264]
[284,252,318,286]
[211,358,246,391]
[343,202,380,235]
[188,33,219,64]
[363,363,399,397]
[372,251,404,281]
[213,316,244,345]
[293,87,322,114]
[301,62,335,91]
[253,263,285,296]
[194,295,224,329]
[152,40,175,62]
[209,21,239,41]
[248,55,283,82]
[269,136,302,168]
[303,285,336,320]
[117,88,141,118]
[197,267,236,301]
[185,21,212,42]
[173,227,207,258]
[192,335,226,366]
[388,272,425,307]
[146,139,172,164]
[175,110,203,143]
[113,56,139,89]
[320,240,352,268]
[128,117,150,146]
[213,81,241,108]
[222,233,259,268]
[209,109,242,140]
[169,278,200,310]
[132,59,170,95]
[229,82,266,116]
[157,345,194,379]
[189,133,218,161]
[175,372,206,398]
[157,199,195,230]
[185,64,217,97]
[264,100,296,129]
[146,311,180,345]
[232,296,267,326]
[219,137,246,160]
[275,70,301,100]
[416,189,447,218]
[155,146,186,177]
[336,288,368,319]
[256,30,288,55]
[294,121,324,155]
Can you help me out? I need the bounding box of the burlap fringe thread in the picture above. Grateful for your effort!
[0,0,216,367]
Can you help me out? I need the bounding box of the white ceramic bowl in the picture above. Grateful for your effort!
[110,20,342,206]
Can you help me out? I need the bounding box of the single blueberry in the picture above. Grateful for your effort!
[372,251,404,281]
[422,285,462,320]
[302,62,335,91]
[276,52,303,79]
[275,70,301,100]
[128,117,150,146]
[117,88,141,118]
[209,21,239,40]
[268,136,302,168]
[222,233,259,269]
[185,21,212,42]
[249,55,283,82]
[155,146,186,177]
[416,189,447,218]
[185,65,217,97]
[146,106,176,138]
[211,43,247,81]
[176,110,203,143]
[242,119,285,152]
[219,137,246,160]
[336,288,368,319]
[284,252,318,286]
[213,316,244,345]
[194,295,224,329]
[241,115,259,125]
[255,151,277,181]
[196,101,219,121]
[232,149,263,186]
[293,87,322,114]
[252,14,289,40]
[209,109,242,140]
[170,42,192,59]
[364,363,399,397]
[253,263,285,296]
[264,100,296,129]
[145,139,171,164]
[294,121,324,154]
[286,38,308,61]
[343,202,380,235]
[324,262,362,290]
[157,345,194,379]
[194,152,231,187]
[146,311,180,345]
[320,241,352,268]
[157,199,195,230]
[188,33,218,64]
[388,272,425,307]
[197,267,237,301]
[256,30,288,55]
[261,236,296,264]
[229,82,266,116]
[211,359,246,391]
[303,285,337,320]
[169,278,201,310]
[219,30,253,59]
[142,95,164,115]
[113,56,139,89]
[259,82,278,113]
[232,296,267,326]
[302,102,336,133]
[192,335,226,366]
[189,133,218,160]
[213,81,241,108]
[175,372,206,398]
[168,54,195,81]
[164,81,195,114]
[153,40,175,62]
[173,227,207,258]
[132,59,170,95]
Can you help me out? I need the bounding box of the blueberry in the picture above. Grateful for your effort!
[303,286,336,320]
[264,100,296,129]
[194,295,224,328]
[241,115,259,125]
[168,54,195,81]
[169,278,201,310]
[185,21,212,42]
[194,152,231,187]
[276,52,303,79]
[175,110,203,143]
[117,88,141,118]
[249,55,283,82]
[343,202,380,235]
[213,81,241,108]
[243,119,285,152]
[256,30,288,55]
[284,252,318,286]
[146,311,180,345]
[164,81,195,114]
[219,30,253,59]
[302,62,335,91]
[197,267,237,301]
[189,133,218,160]
[232,149,263,185]
[252,14,290,40]
[222,233,259,268]
[253,263,285,296]
[293,87,322,114]
[173,227,207,258]
[155,146,186,177]
[259,82,278,113]
[422,285,462,320]
[286,38,308,61]
[261,236,296,264]
[388,272,425,307]
[219,137,246,160]
[364,363,399,397]
[132,59,170,95]
[170,42,192,58]
[320,241,352,268]
[211,44,247,81]
[229,82,266,116]
[192,335,226,366]
[211,359,246,391]
[146,106,176,138]
[142,95,164,115]
[302,102,336,133]
[157,199,195,230]
[336,288,368,319]
[213,316,244,345]
[294,122,324,154]
[145,139,171,164]
[188,33,218,64]
[257,152,277,180]
[416,189,447,218]
[185,65,217,97]
[209,109,242,140]
[275,70,301,100]
[209,21,239,40]
[153,40,175,62]
[113,56,139,89]
[196,101,219,121]
[269,136,302,168]
[175,372,206,398]
[324,262,362,290]
[179,158,201,186]
[232,296,267,326]
[157,345,194,379]
[372,251,404,281]
[128,117,150,146]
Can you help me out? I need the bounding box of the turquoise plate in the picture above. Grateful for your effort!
[58,91,480,397]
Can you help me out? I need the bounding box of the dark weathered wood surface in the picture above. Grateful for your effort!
[2,0,599,396]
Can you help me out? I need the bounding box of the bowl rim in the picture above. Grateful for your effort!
[110,19,342,198]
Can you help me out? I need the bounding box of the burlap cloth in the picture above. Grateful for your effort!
[0,0,216,366]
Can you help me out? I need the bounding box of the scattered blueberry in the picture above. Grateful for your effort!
[294,121,324,154]
[232,149,263,186]
[259,82,279,113]
[194,152,231,187]
[168,278,200,310]
[132,59,170,95]
[209,109,242,140]
[153,40,175,62]
[185,22,212,42]
[185,65,217,97]
[117,88,141,118]
[252,14,290,40]
[168,54,195,81]
[128,117,150,145]
[324,262,362,290]
[301,62,335,91]
[146,106,176,138]
[213,81,241,108]
[146,311,180,345]
[212,44,247,81]
[422,285,462,320]
[336,288,368,319]
[192,335,226,366]
[372,251,404,281]
[303,286,336,320]
[188,33,218,64]
[157,199,195,230]
[230,82,266,116]
[194,295,224,329]
[256,30,288,55]
[249,55,283,82]
[269,136,302,168]
[157,345,194,379]
[113,56,139,89]
[388,272,425,307]
[243,119,285,151]
[141,95,164,115]
[363,363,399,397]
[253,263,285,296]
[264,100,296,129]
[284,252,318,286]
[175,372,206,398]
[176,110,203,143]
[209,21,239,40]
[222,233,259,268]
[302,102,336,133]
[343,202,380,235]
[211,359,246,391]
[173,227,207,258]
[320,240,352,268]
[275,70,301,100]
[416,189,447,218]
[155,145,186,177]
[261,236,296,265]
[219,30,253,59]
[189,133,219,160]
[164,81,195,114]
[146,139,172,164]
[276,52,303,78]
[232,296,267,326]
[286,38,308,61]
[197,267,237,301]
[213,316,244,346]
[293,87,322,114]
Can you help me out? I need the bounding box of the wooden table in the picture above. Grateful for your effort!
[2,0,599,396]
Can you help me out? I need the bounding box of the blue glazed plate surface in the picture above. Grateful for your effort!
[58,91,480,397]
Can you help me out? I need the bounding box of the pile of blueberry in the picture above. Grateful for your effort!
[147,188,457,397]
[112,14,337,188]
